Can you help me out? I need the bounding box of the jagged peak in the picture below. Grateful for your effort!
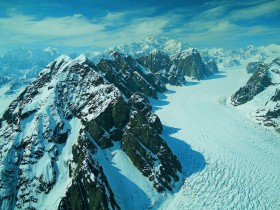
[55,54,71,62]
[143,35,170,43]
[40,55,71,75]
[109,50,122,57]
[172,48,198,59]
[73,53,88,64]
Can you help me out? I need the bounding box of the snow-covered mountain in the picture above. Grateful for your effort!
[231,57,280,132]
[0,53,183,209]
[200,44,280,68]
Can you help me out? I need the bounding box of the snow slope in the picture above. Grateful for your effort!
[150,66,280,209]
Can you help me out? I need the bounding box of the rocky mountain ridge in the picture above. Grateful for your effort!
[0,53,182,209]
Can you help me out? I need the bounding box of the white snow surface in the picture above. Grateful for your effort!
[149,66,280,209]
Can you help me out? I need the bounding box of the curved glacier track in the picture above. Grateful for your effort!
[150,67,280,210]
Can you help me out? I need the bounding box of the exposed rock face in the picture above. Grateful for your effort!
[246,61,265,74]
[138,49,217,84]
[122,92,181,192]
[0,55,121,209]
[231,65,271,106]
[0,54,182,209]
[172,49,212,80]
[206,59,219,73]
[85,96,130,149]
[137,51,172,74]
[58,132,120,210]
[137,51,186,85]
[96,52,166,99]
[231,58,280,131]
[88,36,219,82]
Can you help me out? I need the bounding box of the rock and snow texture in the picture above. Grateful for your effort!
[150,65,280,210]
[0,54,182,209]
[231,58,280,131]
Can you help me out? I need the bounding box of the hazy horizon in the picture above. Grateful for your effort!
[0,35,280,57]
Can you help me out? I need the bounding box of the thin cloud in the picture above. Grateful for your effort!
[0,11,171,53]
[166,0,280,48]
[229,0,280,21]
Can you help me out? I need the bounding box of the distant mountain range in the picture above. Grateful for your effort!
[1,36,279,86]
[200,44,280,68]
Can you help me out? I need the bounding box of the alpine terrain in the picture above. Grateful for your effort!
[0,36,279,210]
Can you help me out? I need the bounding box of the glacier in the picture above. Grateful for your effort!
[150,65,280,209]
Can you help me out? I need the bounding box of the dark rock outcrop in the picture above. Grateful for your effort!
[138,49,218,84]
[59,132,120,210]
[121,92,181,192]
[97,52,166,99]
[172,49,212,80]
[231,66,271,106]
[246,61,265,74]
[138,51,186,85]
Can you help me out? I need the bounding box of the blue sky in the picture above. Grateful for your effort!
[0,0,279,55]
